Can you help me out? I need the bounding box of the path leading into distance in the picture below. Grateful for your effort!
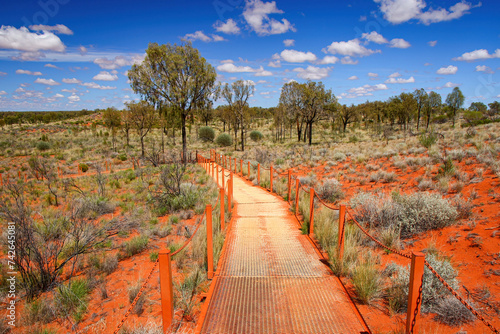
[198,167,370,334]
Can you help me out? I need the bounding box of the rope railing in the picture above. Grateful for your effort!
[313,191,339,211]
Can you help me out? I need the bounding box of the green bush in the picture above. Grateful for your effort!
[36,141,51,151]
[215,133,232,147]
[352,252,383,304]
[249,130,263,142]
[419,131,438,148]
[123,235,149,257]
[199,126,215,142]
[117,153,127,161]
[55,279,89,323]
[79,163,89,173]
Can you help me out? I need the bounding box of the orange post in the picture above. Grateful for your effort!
[248,161,251,179]
[287,170,291,202]
[229,157,231,172]
[270,165,273,193]
[309,188,315,236]
[159,250,174,333]
[18,170,21,179]
[212,162,215,178]
[228,173,233,214]
[257,164,261,185]
[0,173,3,187]
[24,174,27,183]
[406,252,425,334]
[216,165,219,186]
[240,159,243,176]
[222,169,225,191]
[295,179,299,214]
[206,204,214,279]
[338,205,346,261]
[220,187,225,231]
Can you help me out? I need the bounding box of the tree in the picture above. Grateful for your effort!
[445,87,465,126]
[279,81,303,142]
[128,42,217,162]
[423,91,442,130]
[222,80,255,151]
[300,81,335,145]
[126,101,157,157]
[469,102,487,112]
[102,107,121,151]
[339,104,358,133]
[121,108,132,147]
[413,88,428,130]
[487,101,500,118]
[199,100,214,126]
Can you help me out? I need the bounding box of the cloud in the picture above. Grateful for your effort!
[280,49,317,63]
[217,63,255,73]
[78,46,88,55]
[0,26,66,52]
[93,55,143,69]
[93,71,119,81]
[268,60,281,68]
[316,56,338,65]
[53,93,64,98]
[453,49,500,61]
[34,78,60,86]
[283,39,295,47]
[436,81,461,89]
[340,56,359,65]
[29,24,73,35]
[44,63,60,69]
[0,71,6,76]
[11,51,46,61]
[385,76,415,83]
[368,72,379,77]
[436,65,458,75]
[348,76,359,80]
[68,94,80,102]
[62,78,82,84]
[348,83,388,96]
[388,72,401,78]
[293,66,331,80]
[375,0,477,25]
[213,19,241,34]
[16,69,42,75]
[81,82,116,90]
[362,31,388,44]
[61,88,78,93]
[475,65,494,74]
[182,31,225,42]
[254,66,273,76]
[0,91,7,95]
[243,0,296,36]
[389,38,411,48]
[428,40,437,47]
[324,39,380,57]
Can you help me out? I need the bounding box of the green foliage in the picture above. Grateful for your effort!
[438,157,455,177]
[118,153,127,161]
[55,279,89,323]
[199,126,215,142]
[36,141,51,151]
[79,163,89,173]
[419,131,437,148]
[351,252,383,304]
[249,130,263,142]
[123,235,149,257]
[149,251,159,262]
[215,133,232,147]
[25,297,56,324]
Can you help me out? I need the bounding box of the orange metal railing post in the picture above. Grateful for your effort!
[257,164,261,185]
[406,252,425,334]
[212,161,215,178]
[0,173,3,187]
[220,187,225,230]
[24,174,27,183]
[287,170,291,202]
[229,157,231,172]
[248,161,250,179]
[309,188,315,236]
[295,179,299,214]
[270,165,274,193]
[338,205,346,261]
[206,204,214,279]
[159,250,174,334]
[216,165,219,186]
[234,158,237,173]
[222,168,225,191]
[228,172,233,214]
[240,159,243,176]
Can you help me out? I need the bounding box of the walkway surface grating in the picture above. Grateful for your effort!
[199,170,370,334]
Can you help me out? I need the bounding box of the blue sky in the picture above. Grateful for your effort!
[0,0,499,111]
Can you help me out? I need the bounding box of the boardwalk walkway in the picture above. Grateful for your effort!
[198,169,370,333]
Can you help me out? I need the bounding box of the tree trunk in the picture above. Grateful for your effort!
[241,124,245,151]
[181,115,187,164]
[296,119,301,142]
[140,134,145,157]
[308,121,313,145]
[416,107,421,130]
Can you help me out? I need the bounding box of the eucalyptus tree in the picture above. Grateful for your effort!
[128,42,217,161]
[279,81,303,142]
[338,104,358,133]
[126,101,157,157]
[425,91,442,130]
[445,87,465,127]
[102,107,121,151]
[413,88,428,130]
[222,80,255,151]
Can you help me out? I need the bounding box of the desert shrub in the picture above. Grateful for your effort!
[351,251,383,304]
[117,153,127,161]
[434,297,475,326]
[36,141,51,151]
[333,152,346,161]
[419,131,438,148]
[369,170,397,183]
[77,196,116,218]
[174,264,205,317]
[215,133,232,147]
[25,297,56,324]
[386,254,459,313]
[128,282,146,315]
[199,126,215,142]
[249,130,263,142]
[298,174,316,187]
[350,192,458,239]
[55,278,89,323]
[101,254,118,275]
[79,163,89,173]
[438,157,455,177]
[120,321,163,334]
[315,177,344,203]
[123,235,149,257]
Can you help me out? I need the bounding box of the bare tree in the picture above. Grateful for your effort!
[126,101,157,157]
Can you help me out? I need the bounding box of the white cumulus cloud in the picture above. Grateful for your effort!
[34,78,60,86]
[217,63,256,73]
[16,69,42,75]
[81,82,116,90]
[293,66,331,80]
[475,65,494,74]
[93,55,143,70]
[283,39,295,47]
[254,67,273,76]
[62,78,82,84]
[29,24,73,35]
[385,76,415,83]
[436,65,458,75]
[280,49,317,63]
[68,94,80,102]
[362,31,388,44]
[341,56,359,65]
[93,71,119,81]
[0,26,65,52]
[214,19,241,34]
[348,83,388,96]
[388,72,401,78]
[243,0,296,36]
[453,49,500,61]
[428,40,437,47]
[318,56,339,64]
[324,39,380,57]
[389,38,411,48]
[348,76,359,80]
